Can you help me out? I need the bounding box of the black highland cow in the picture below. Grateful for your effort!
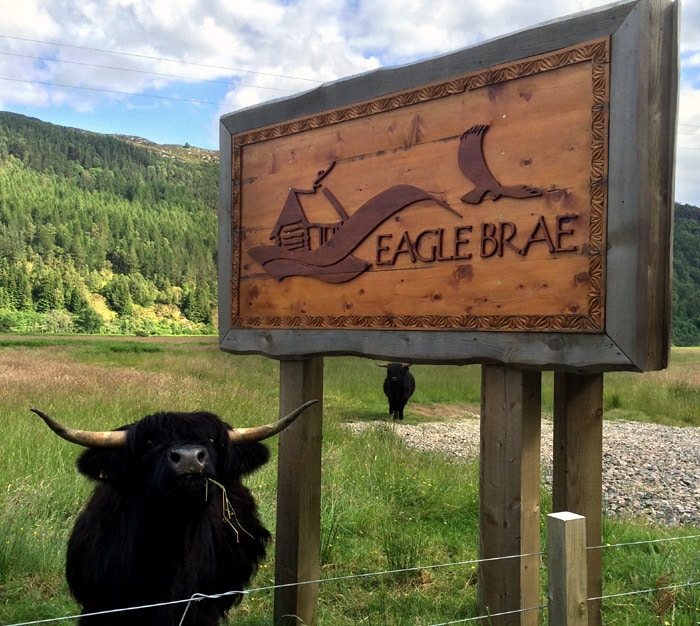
[380,362,416,421]
[31,401,316,626]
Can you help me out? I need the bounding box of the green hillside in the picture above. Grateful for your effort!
[0,111,698,343]
[672,203,700,345]
[0,112,218,335]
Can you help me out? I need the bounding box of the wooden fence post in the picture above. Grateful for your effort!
[274,358,324,626]
[547,512,588,626]
[479,365,542,625]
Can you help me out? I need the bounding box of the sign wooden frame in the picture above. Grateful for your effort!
[219,0,677,373]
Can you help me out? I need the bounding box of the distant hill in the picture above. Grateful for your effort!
[0,111,219,335]
[113,134,219,165]
[672,203,700,345]
[0,111,698,343]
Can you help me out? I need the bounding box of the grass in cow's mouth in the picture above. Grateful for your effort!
[205,477,255,542]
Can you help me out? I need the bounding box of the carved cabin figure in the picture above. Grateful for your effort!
[270,163,349,252]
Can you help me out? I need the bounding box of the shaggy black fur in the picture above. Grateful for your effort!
[66,411,271,626]
[383,363,416,421]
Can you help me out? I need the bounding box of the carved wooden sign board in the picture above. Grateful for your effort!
[219,0,677,372]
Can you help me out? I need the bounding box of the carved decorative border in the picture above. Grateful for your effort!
[230,38,609,332]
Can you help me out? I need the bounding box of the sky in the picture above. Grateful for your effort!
[1,0,698,206]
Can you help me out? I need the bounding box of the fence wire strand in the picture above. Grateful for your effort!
[5,535,699,626]
[428,604,547,625]
[588,533,700,551]
[589,580,700,602]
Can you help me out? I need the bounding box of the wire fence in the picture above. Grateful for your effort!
[5,533,700,626]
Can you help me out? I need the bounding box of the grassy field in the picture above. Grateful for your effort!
[0,337,698,625]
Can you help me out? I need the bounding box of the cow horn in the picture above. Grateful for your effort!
[30,408,127,448]
[228,399,318,442]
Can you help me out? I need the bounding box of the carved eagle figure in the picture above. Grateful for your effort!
[458,124,544,204]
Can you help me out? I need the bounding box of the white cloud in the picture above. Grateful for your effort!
[3,1,58,38]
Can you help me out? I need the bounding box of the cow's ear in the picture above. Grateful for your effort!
[76,447,126,482]
[226,441,270,476]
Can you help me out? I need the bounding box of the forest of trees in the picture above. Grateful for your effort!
[0,112,218,335]
[672,203,700,346]
[0,111,698,343]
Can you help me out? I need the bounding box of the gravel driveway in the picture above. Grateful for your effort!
[346,404,700,527]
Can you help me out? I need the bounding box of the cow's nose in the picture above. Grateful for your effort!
[169,445,209,475]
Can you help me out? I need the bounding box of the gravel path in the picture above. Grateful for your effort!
[346,410,700,527]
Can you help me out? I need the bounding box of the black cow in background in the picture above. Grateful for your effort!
[30,401,316,626]
[379,362,416,421]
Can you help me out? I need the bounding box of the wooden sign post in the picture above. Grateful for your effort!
[553,373,604,624]
[479,367,541,625]
[218,1,677,624]
[275,359,323,626]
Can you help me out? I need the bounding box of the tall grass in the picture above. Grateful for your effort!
[0,338,698,625]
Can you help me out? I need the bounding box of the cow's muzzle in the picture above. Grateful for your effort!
[169,444,210,475]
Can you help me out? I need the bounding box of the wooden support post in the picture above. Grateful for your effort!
[548,512,588,626]
[274,358,324,626]
[479,365,542,626]
[553,372,603,626]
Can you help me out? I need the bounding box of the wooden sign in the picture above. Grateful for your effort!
[234,41,607,331]
[220,0,677,372]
